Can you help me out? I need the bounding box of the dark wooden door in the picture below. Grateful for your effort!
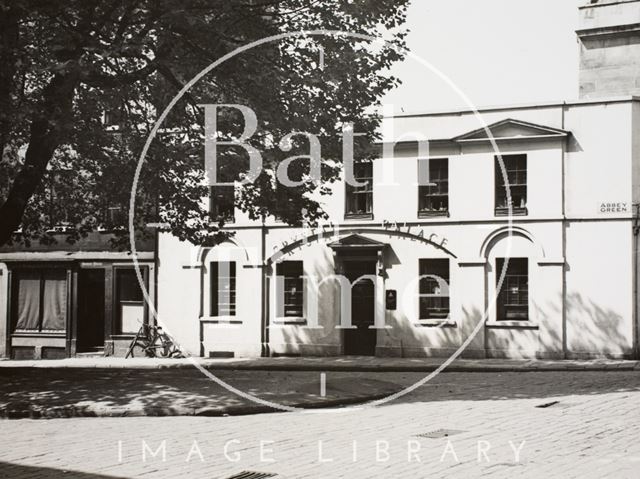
[343,260,377,356]
[77,269,106,351]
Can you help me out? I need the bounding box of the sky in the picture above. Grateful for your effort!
[382,0,581,114]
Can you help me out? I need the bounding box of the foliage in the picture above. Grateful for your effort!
[0,0,409,249]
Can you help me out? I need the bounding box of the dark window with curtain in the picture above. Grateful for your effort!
[209,185,235,223]
[210,262,236,316]
[276,261,304,317]
[12,269,67,332]
[418,158,449,217]
[496,258,529,320]
[418,259,450,320]
[345,160,373,218]
[495,154,527,216]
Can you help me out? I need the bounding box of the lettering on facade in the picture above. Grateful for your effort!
[270,220,450,260]
[599,202,628,214]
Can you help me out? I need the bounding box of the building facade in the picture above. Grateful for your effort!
[156,97,640,360]
[2,0,640,360]
[153,0,640,361]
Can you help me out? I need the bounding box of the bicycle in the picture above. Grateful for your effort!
[125,321,183,358]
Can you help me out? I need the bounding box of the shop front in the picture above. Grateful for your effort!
[0,233,155,359]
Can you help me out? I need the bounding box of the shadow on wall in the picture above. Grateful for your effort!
[529,290,631,358]
[489,289,631,359]
[271,246,341,354]
[564,292,631,357]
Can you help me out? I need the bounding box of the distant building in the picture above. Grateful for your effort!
[578,0,640,98]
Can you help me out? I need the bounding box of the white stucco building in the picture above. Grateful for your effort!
[2,0,639,361]
[155,0,640,360]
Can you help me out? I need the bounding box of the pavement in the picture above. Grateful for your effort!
[1,355,638,371]
[1,370,640,478]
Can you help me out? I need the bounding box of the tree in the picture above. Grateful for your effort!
[0,0,409,248]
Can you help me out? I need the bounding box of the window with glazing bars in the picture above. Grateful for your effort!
[418,259,450,320]
[209,185,235,223]
[496,257,528,320]
[418,158,449,216]
[345,160,373,218]
[276,261,304,317]
[210,261,236,316]
[495,154,527,215]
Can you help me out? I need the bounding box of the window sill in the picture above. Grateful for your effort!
[486,321,539,330]
[418,210,450,219]
[200,316,242,325]
[495,207,528,217]
[12,331,66,337]
[344,213,374,221]
[414,319,457,328]
[272,317,307,326]
[209,219,235,226]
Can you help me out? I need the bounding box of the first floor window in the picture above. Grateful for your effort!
[418,158,449,216]
[209,185,235,223]
[418,259,450,320]
[345,160,373,218]
[496,258,529,320]
[276,261,304,317]
[495,154,527,216]
[12,269,67,332]
[210,261,236,316]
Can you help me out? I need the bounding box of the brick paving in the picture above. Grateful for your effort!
[1,370,640,478]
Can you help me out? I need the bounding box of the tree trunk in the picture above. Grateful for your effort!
[0,73,78,246]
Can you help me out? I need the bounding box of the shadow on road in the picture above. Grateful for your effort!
[1,367,639,418]
[0,461,126,478]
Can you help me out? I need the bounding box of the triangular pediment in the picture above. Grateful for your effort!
[452,118,570,143]
[328,234,387,249]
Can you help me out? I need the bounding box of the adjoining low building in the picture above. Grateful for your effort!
[0,232,155,359]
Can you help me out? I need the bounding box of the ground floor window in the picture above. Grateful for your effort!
[418,259,450,320]
[115,268,145,333]
[12,268,67,332]
[276,261,304,317]
[210,261,236,316]
[496,257,529,320]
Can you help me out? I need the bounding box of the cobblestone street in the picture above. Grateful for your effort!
[1,370,640,478]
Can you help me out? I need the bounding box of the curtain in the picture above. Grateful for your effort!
[42,270,67,330]
[15,271,41,330]
[417,158,430,186]
[14,269,67,331]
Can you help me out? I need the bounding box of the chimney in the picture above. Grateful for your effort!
[577,0,640,98]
